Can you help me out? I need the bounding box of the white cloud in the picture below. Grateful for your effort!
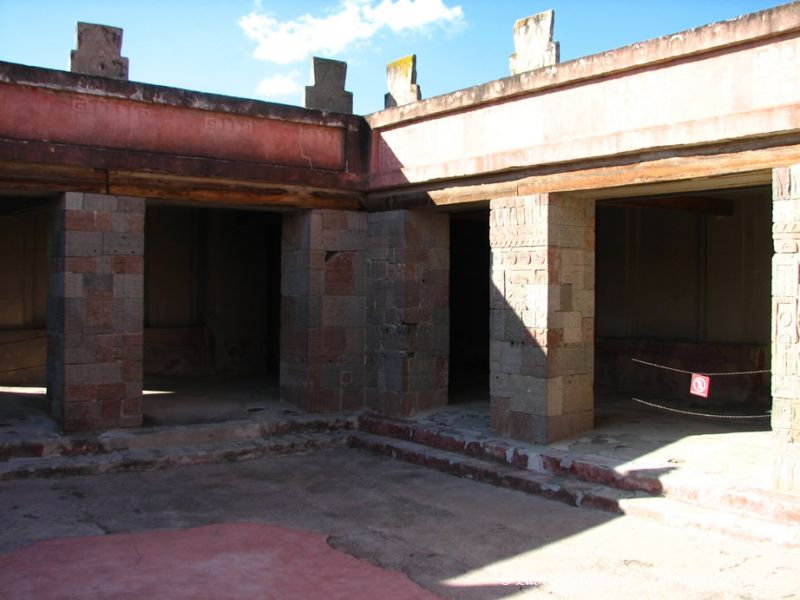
[239,0,464,65]
[255,71,302,99]
[364,0,463,33]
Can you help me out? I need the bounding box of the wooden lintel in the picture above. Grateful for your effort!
[0,160,106,193]
[0,160,363,210]
[108,171,363,210]
[373,143,800,207]
[424,181,518,207]
[515,148,784,199]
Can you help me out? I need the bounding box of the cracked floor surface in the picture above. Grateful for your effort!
[1,448,798,599]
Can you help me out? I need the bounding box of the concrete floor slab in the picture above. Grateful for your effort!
[0,522,440,600]
[141,374,290,426]
[1,449,799,599]
[2,382,797,545]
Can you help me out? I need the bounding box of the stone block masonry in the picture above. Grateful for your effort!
[70,22,129,79]
[281,210,367,412]
[47,193,144,431]
[304,57,353,114]
[366,210,449,416]
[509,10,560,75]
[772,165,800,493]
[489,194,594,444]
[385,55,422,109]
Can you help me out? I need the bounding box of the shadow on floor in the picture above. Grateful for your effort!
[141,374,292,426]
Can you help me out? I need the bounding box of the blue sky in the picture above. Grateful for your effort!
[0,0,787,115]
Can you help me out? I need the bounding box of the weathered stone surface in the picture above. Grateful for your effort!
[280,210,367,412]
[772,164,800,492]
[366,210,449,416]
[509,10,560,75]
[70,22,129,80]
[304,57,353,114]
[384,55,421,108]
[48,193,144,431]
[490,194,594,444]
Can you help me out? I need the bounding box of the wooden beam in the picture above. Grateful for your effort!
[514,148,784,199]
[0,160,106,193]
[0,161,364,210]
[364,142,799,209]
[108,171,363,210]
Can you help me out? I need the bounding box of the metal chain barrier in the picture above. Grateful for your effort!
[631,397,771,419]
[630,357,771,419]
[631,358,770,377]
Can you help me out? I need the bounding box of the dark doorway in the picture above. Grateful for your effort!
[594,186,772,424]
[0,195,50,388]
[0,193,51,427]
[143,205,282,424]
[449,209,490,403]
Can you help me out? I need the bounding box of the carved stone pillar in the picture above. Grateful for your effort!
[489,194,594,443]
[772,165,800,492]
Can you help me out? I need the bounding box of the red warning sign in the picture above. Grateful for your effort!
[690,373,710,398]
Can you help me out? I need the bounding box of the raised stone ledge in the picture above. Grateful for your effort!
[0,60,364,130]
[366,2,800,126]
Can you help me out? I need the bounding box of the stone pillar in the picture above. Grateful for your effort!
[489,194,594,444]
[70,22,129,79]
[304,57,353,114]
[366,210,449,416]
[509,10,560,75]
[280,209,367,412]
[385,55,422,109]
[772,165,800,492]
[47,193,144,431]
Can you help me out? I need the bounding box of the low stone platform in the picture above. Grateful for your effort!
[1,387,798,547]
[352,400,800,546]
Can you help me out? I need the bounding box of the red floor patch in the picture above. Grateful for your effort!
[0,523,441,599]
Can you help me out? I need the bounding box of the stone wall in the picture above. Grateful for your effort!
[281,210,367,412]
[772,165,800,492]
[366,210,449,415]
[47,192,144,431]
[489,194,594,443]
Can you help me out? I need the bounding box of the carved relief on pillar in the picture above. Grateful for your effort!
[774,166,798,201]
[772,397,800,436]
[774,299,799,345]
[772,164,800,491]
[489,196,548,248]
[489,194,594,444]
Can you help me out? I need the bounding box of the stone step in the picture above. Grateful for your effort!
[655,477,800,527]
[350,431,800,547]
[358,414,659,493]
[357,415,800,528]
[0,431,349,480]
[349,431,648,514]
[618,494,800,548]
[0,414,358,462]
